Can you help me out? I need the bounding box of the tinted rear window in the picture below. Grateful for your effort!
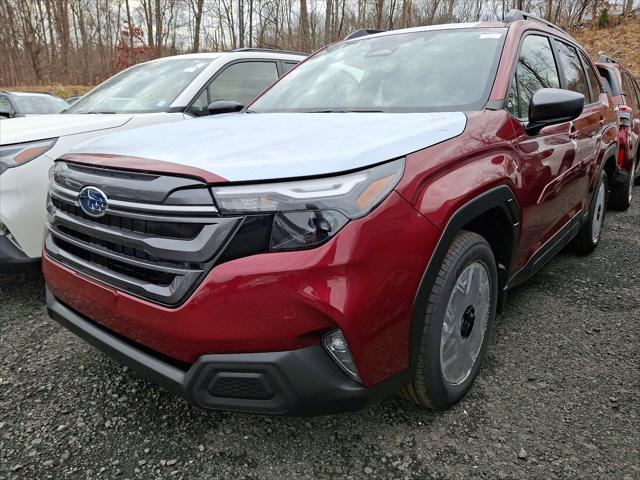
[597,66,621,96]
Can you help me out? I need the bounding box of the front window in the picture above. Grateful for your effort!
[66,58,214,114]
[13,95,68,114]
[249,29,506,113]
[506,35,560,119]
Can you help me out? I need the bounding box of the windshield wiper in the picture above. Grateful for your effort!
[86,111,117,114]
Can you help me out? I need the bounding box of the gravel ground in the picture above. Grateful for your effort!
[1,196,638,480]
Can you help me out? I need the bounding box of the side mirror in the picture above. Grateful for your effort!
[618,110,632,128]
[207,100,244,115]
[525,88,584,136]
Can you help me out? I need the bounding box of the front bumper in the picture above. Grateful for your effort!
[47,288,410,415]
[0,153,53,259]
[43,192,441,386]
[0,235,40,273]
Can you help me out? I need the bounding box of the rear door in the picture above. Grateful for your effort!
[553,40,605,210]
[621,70,640,161]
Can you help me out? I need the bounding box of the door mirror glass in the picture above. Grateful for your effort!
[526,88,584,135]
[207,100,244,115]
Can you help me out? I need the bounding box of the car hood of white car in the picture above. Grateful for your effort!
[0,114,133,145]
[69,112,467,182]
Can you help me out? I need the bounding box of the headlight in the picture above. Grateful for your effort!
[0,138,57,173]
[212,159,404,251]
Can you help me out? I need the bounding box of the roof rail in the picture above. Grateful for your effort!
[232,47,306,56]
[504,9,568,35]
[597,54,617,64]
[345,29,385,40]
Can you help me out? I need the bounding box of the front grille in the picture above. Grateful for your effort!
[46,161,242,305]
[51,197,203,239]
[53,236,176,286]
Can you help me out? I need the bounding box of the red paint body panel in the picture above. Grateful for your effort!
[44,191,440,386]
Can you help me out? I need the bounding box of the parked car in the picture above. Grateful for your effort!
[44,11,618,415]
[0,91,69,118]
[0,49,303,272]
[596,55,640,210]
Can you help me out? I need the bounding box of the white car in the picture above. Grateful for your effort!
[0,49,303,271]
[0,91,69,118]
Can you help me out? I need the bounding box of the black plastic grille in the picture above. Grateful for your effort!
[52,236,176,286]
[208,375,274,400]
[52,197,203,239]
[57,225,161,263]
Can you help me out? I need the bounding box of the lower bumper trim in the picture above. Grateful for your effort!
[0,235,40,273]
[46,288,410,415]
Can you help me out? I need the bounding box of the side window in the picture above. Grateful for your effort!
[506,35,560,119]
[580,52,601,102]
[555,41,591,102]
[597,66,621,96]
[282,62,298,74]
[0,95,12,116]
[187,89,209,117]
[623,72,640,111]
[633,79,640,111]
[209,61,278,105]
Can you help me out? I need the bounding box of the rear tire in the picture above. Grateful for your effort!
[610,159,635,211]
[403,231,498,409]
[572,170,608,254]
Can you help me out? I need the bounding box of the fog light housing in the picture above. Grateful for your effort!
[322,329,361,383]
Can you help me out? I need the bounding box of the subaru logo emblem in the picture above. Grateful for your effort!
[78,186,108,217]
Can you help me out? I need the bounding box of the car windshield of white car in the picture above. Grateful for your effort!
[65,58,213,114]
[249,28,506,113]
[14,95,69,114]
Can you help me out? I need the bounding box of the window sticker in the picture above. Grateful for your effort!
[479,33,502,39]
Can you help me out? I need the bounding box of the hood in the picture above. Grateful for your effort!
[0,114,133,145]
[69,112,466,182]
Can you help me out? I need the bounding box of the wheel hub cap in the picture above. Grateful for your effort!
[592,181,606,243]
[440,262,490,385]
[629,161,635,204]
[460,305,476,339]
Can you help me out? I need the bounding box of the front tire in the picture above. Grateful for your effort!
[572,170,608,254]
[610,159,635,211]
[403,231,498,409]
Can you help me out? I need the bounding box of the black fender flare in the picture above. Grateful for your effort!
[408,184,521,368]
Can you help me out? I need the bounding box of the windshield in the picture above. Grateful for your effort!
[250,28,506,113]
[14,95,68,114]
[66,58,214,114]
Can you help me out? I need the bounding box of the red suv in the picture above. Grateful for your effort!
[596,56,640,210]
[44,11,618,415]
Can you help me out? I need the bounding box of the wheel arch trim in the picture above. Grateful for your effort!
[408,184,520,367]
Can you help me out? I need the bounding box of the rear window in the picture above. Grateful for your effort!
[580,53,601,102]
[597,66,621,96]
[13,95,68,114]
[555,41,590,101]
